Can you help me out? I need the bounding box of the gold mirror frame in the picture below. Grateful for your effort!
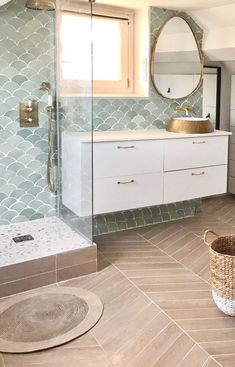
[150,15,204,100]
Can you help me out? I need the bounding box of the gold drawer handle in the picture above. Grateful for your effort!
[192,141,206,144]
[117,145,135,149]
[192,172,205,176]
[117,180,135,185]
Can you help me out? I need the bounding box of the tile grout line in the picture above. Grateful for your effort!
[175,343,196,367]
[202,357,212,367]
[89,329,116,367]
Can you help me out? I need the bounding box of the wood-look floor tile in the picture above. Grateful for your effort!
[104,249,167,258]
[117,262,183,271]
[107,256,175,265]
[182,223,234,238]
[200,341,235,355]
[152,228,191,251]
[84,271,133,305]
[172,236,204,261]
[134,224,156,236]
[132,273,202,285]
[148,290,212,303]
[101,302,160,356]
[198,265,211,282]
[189,328,235,343]
[189,250,210,274]
[142,223,181,241]
[122,268,193,278]
[176,344,209,367]
[203,357,222,367]
[177,317,235,331]
[61,263,116,290]
[127,323,183,367]
[92,286,142,330]
[92,293,151,342]
[140,282,210,293]
[153,332,194,367]
[166,307,225,320]
[163,233,197,257]
[61,332,98,349]
[3,347,112,367]
[99,245,159,254]
[214,354,235,367]
[110,312,171,367]
[151,298,216,310]
[180,243,208,267]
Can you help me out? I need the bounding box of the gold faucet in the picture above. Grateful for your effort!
[175,103,193,116]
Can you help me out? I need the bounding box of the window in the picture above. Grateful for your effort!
[60,5,134,95]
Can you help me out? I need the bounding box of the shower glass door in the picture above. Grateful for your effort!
[56,0,93,244]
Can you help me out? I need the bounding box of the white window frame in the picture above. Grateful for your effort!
[59,3,134,96]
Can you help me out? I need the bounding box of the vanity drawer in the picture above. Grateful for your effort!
[164,165,227,204]
[93,140,164,178]
[94,173,163,214]
[164,136,228,171]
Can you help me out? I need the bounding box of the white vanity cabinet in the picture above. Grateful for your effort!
[62,130,230,216]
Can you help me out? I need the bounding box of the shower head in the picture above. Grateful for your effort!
[25,0,55,11]
[40,82,51,93]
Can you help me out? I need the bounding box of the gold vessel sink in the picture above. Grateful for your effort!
[166,117,214,134]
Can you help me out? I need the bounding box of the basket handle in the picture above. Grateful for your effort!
[204,229,219,246]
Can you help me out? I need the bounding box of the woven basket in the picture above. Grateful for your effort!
[204,229,235,316]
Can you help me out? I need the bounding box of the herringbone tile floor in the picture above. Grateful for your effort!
[3,194,235,367]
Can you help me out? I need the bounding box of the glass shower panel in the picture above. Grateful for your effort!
[56,0,93,244]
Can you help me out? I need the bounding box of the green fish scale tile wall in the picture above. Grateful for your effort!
[0,0,56,224]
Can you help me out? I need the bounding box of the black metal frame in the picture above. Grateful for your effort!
[204,65,222,130]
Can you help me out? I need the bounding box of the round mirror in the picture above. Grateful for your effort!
[151,16,203,100]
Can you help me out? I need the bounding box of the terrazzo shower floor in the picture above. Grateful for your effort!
[0,217,91,267]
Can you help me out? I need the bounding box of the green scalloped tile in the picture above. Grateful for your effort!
[10,202,27,212]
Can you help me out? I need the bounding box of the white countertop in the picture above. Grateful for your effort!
[63,129,231,143]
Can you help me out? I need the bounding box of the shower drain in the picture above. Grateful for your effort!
[12,234,34,243]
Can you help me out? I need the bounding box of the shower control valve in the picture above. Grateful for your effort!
[20,100,39,128]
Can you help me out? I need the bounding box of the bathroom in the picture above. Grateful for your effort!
[0,0,235,365]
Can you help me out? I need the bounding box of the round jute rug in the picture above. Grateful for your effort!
[0,287,103,353]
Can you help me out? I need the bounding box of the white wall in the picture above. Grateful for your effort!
[220,67,231,131]
[203,74,217,125]
[228,75,235,194]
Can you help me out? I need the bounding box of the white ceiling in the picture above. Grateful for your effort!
[98,0,235,11]
[190,4,235,29]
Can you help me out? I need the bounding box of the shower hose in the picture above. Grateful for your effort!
[46,106,56,193]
